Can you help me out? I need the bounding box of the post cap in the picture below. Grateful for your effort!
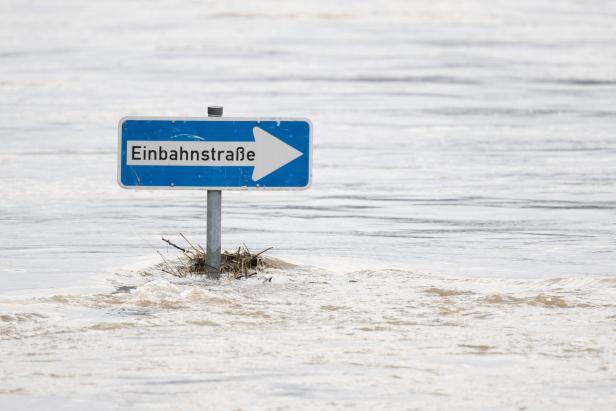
[208,106,223,117]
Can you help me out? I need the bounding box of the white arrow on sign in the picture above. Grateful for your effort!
[126,127,303,181]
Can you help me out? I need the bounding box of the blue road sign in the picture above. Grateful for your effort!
[118,117,312,189]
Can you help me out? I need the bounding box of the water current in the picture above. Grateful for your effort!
[1,1,615,409]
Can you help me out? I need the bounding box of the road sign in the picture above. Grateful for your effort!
[117,117,312,189]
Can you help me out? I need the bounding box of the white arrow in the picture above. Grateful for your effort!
[251,127,303,181]
[126,127,303,182]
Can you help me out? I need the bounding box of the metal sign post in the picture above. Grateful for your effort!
[206,106,223,277]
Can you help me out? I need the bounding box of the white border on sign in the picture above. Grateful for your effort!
[117,116,313,191]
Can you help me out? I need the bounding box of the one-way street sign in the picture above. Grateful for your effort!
[118,117,312,189]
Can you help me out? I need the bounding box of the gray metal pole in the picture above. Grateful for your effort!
[206,106,223,277]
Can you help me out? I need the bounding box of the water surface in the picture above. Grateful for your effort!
[1,0,615,409]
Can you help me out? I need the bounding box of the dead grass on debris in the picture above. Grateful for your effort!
[158,234,292,279]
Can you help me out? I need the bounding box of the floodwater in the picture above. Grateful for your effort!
[1,0,615,409]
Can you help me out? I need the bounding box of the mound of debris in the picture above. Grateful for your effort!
[158,234,292,279]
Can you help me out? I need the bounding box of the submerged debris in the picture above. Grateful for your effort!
[158,234,283,279]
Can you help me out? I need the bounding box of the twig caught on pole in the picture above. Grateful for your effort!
[162,237,187,253]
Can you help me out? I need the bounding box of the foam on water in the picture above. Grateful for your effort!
[1,266,615,408]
